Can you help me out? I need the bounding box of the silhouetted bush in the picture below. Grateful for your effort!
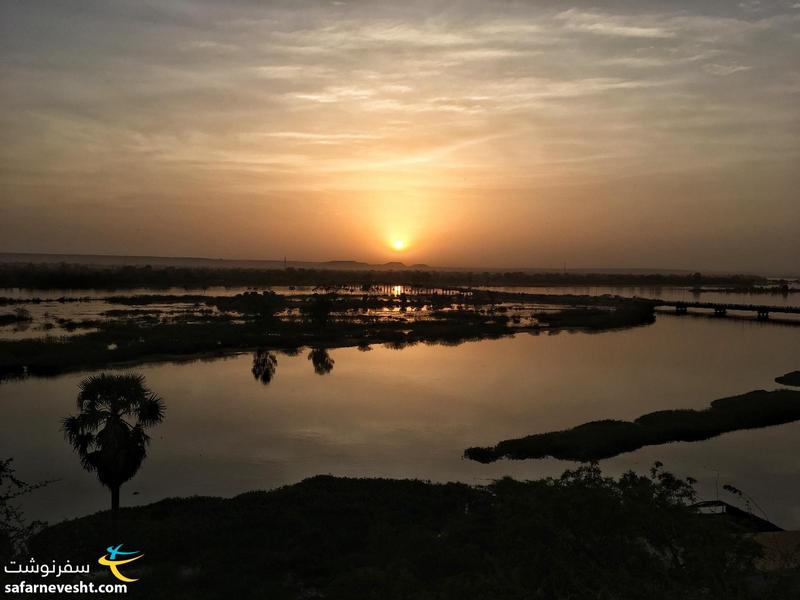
[303,294,335,327]
[0,459,47,563]
[28,464,773,599]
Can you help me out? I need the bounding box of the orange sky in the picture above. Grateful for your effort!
[1,1,798,273]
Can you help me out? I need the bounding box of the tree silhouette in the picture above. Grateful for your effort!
[303,294,335,327]
[0,458,48,562]
[62,374,164,518]
[252,350,278,384]
[308,347,334,375]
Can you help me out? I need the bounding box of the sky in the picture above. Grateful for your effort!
[1,0,798,273]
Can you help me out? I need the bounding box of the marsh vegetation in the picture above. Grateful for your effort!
[465,390,800,463]
[0,308,32,327]
[776,371,800,387]
[0,290,655,380]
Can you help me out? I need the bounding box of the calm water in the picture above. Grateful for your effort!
[1,311,798,528]
[482,285,800,308]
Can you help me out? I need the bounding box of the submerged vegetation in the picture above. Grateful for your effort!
[0,308,32,327]
[0,290,655,380]
[465,390,800,463]
[28,463,796,599]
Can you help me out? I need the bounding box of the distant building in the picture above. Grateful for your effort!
[692,500,783,533]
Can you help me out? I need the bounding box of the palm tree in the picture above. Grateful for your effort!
[62,373,165,516]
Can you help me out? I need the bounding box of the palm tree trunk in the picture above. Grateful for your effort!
[111,485,120,540]
[111,485,120,512]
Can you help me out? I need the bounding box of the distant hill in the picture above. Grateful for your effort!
[0,252,787,278]
[0,253,431,272]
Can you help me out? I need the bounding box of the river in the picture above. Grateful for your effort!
[1,293,798,528]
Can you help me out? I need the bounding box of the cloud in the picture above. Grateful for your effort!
[555,9,674,38]
[1,0,798,206]
[703,63,753,76]
[258,131,382,145]
[254,65,332,79]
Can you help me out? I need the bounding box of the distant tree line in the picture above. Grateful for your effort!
[0,263,767,290]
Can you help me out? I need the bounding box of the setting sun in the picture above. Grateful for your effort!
[1,0,797,593]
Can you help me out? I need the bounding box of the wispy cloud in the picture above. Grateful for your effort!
[555,9,675,39]
[1,0,798,237]
[703,63,753,76]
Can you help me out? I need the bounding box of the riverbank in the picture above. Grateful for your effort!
[21,466,797,600]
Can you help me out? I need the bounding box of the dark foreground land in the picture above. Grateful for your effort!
[0,290,655,380]
[19,465,799,600]
[466,389,800,463]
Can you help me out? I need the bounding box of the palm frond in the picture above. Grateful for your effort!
[136,393,165,427]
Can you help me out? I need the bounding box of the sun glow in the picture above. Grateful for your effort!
[391,239,407,252]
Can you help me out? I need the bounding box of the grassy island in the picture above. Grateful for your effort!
[465,389,800,463]
[776,371,800,387]
[0,290,655,380]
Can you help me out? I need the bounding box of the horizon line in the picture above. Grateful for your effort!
[0,250,792,279]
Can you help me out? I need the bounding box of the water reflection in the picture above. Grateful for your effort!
[308,348,334,375]
[252,350,278,385]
